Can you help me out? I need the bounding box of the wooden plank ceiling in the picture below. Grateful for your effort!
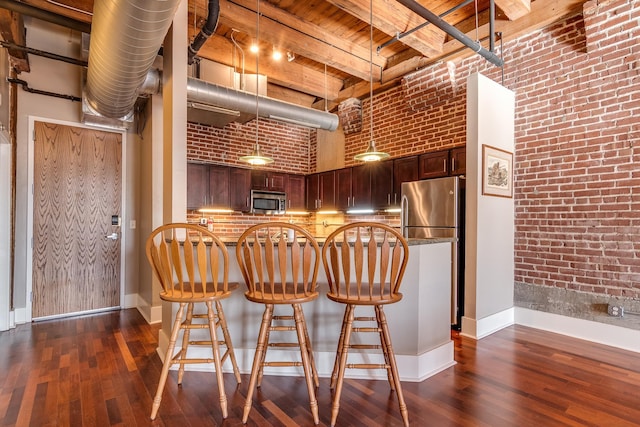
[0,0,586,110]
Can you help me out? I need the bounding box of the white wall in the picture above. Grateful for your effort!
[0,137,10,330]
[13,18,138,321]
[462,72,515,338]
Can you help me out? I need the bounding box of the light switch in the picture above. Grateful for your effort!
[130,220,136,229]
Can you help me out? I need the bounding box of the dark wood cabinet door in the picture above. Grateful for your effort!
[269,173,287,191]
[286,174,306,210]
[335,168,352,210]
[418,151,449,179]
[208,164,230,208]
[351,164,372,209]
[370,160,394,209]
[318,170,336,210]
[187,163,209,209]
[250,170,269,190]
[251,170,286,191]
[450,147,466,176]
[393,156,419,205]
[306,173,319,211]
[229,167,251,212]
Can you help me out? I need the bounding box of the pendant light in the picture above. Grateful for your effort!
[354,0,389,162]
[240,0,274,166]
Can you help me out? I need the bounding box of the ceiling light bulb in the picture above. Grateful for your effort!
[272,49,282,61]
[250,43,259,54]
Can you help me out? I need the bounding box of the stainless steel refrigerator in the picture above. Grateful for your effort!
[401,176,465,328]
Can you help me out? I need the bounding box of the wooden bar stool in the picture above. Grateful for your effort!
[145,223,241,420]
[321,222,410,427]
[236,222,321,425]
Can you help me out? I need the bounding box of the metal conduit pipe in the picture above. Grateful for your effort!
[394,0,503,67]
[85,0,182,119]
[186,78,339,131]
[188,0,220,65]
[0,0,91,34]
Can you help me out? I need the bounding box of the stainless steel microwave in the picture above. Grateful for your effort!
[250,190,286,214]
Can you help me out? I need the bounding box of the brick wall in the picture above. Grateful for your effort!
[187,0,640,301]
[511,0,640,299]
[337,0,640,299]
[187,119,311,174]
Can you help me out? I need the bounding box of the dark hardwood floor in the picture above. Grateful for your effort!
[1,309,639,426]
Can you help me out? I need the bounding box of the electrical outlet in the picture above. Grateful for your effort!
[607,304,624,317]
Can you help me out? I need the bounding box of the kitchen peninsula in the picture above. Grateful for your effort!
[160,235,455,382]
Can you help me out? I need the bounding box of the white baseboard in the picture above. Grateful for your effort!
[515,307,640,353]
[123,293,137,309]
[460,307,515,339]
[135,294,162,324]
[14,307,27,325]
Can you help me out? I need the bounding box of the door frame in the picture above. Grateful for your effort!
[0,134,11,331]
[25,116,127,321]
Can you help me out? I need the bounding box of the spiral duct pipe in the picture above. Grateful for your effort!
[85,0,182,119]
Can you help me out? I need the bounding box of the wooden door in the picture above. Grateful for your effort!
[33,121,122,319]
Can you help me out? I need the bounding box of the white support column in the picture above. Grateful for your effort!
[162,0,188,224]
[463,72,516,339]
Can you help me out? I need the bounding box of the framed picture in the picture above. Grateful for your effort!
[482,144,513,198]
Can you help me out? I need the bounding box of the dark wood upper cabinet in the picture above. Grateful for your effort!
[187,163,210,209]
[229,167,251,212]
[306,173,319,211]
[306,171,336,211]
[418,150,449,179]
[251,170,286,192]
[286,174,306,210]
[318,171,336,210]
[450,147,466,176]
[370,160,394,209]
[351,164,372,209]
[335,168,353,210]
[392,156,419,205]
[208,164,230,208]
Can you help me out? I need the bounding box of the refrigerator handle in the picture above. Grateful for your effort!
[400,194,408,238]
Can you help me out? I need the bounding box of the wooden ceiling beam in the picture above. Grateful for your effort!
[325,0,446,58]
[214,0,383,81]
[192,30,344,101]
[328,0,587,105]
[0,9,30,72]
[495,0,531,21]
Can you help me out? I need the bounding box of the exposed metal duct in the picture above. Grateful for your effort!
[84,0,182,119]
[186,77,339,131]
[395,0,503,67]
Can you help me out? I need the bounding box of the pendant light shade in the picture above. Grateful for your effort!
[353,139,390,162]
[239,143,274,165]
[354,0,389,163]
[240,0,274,166]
